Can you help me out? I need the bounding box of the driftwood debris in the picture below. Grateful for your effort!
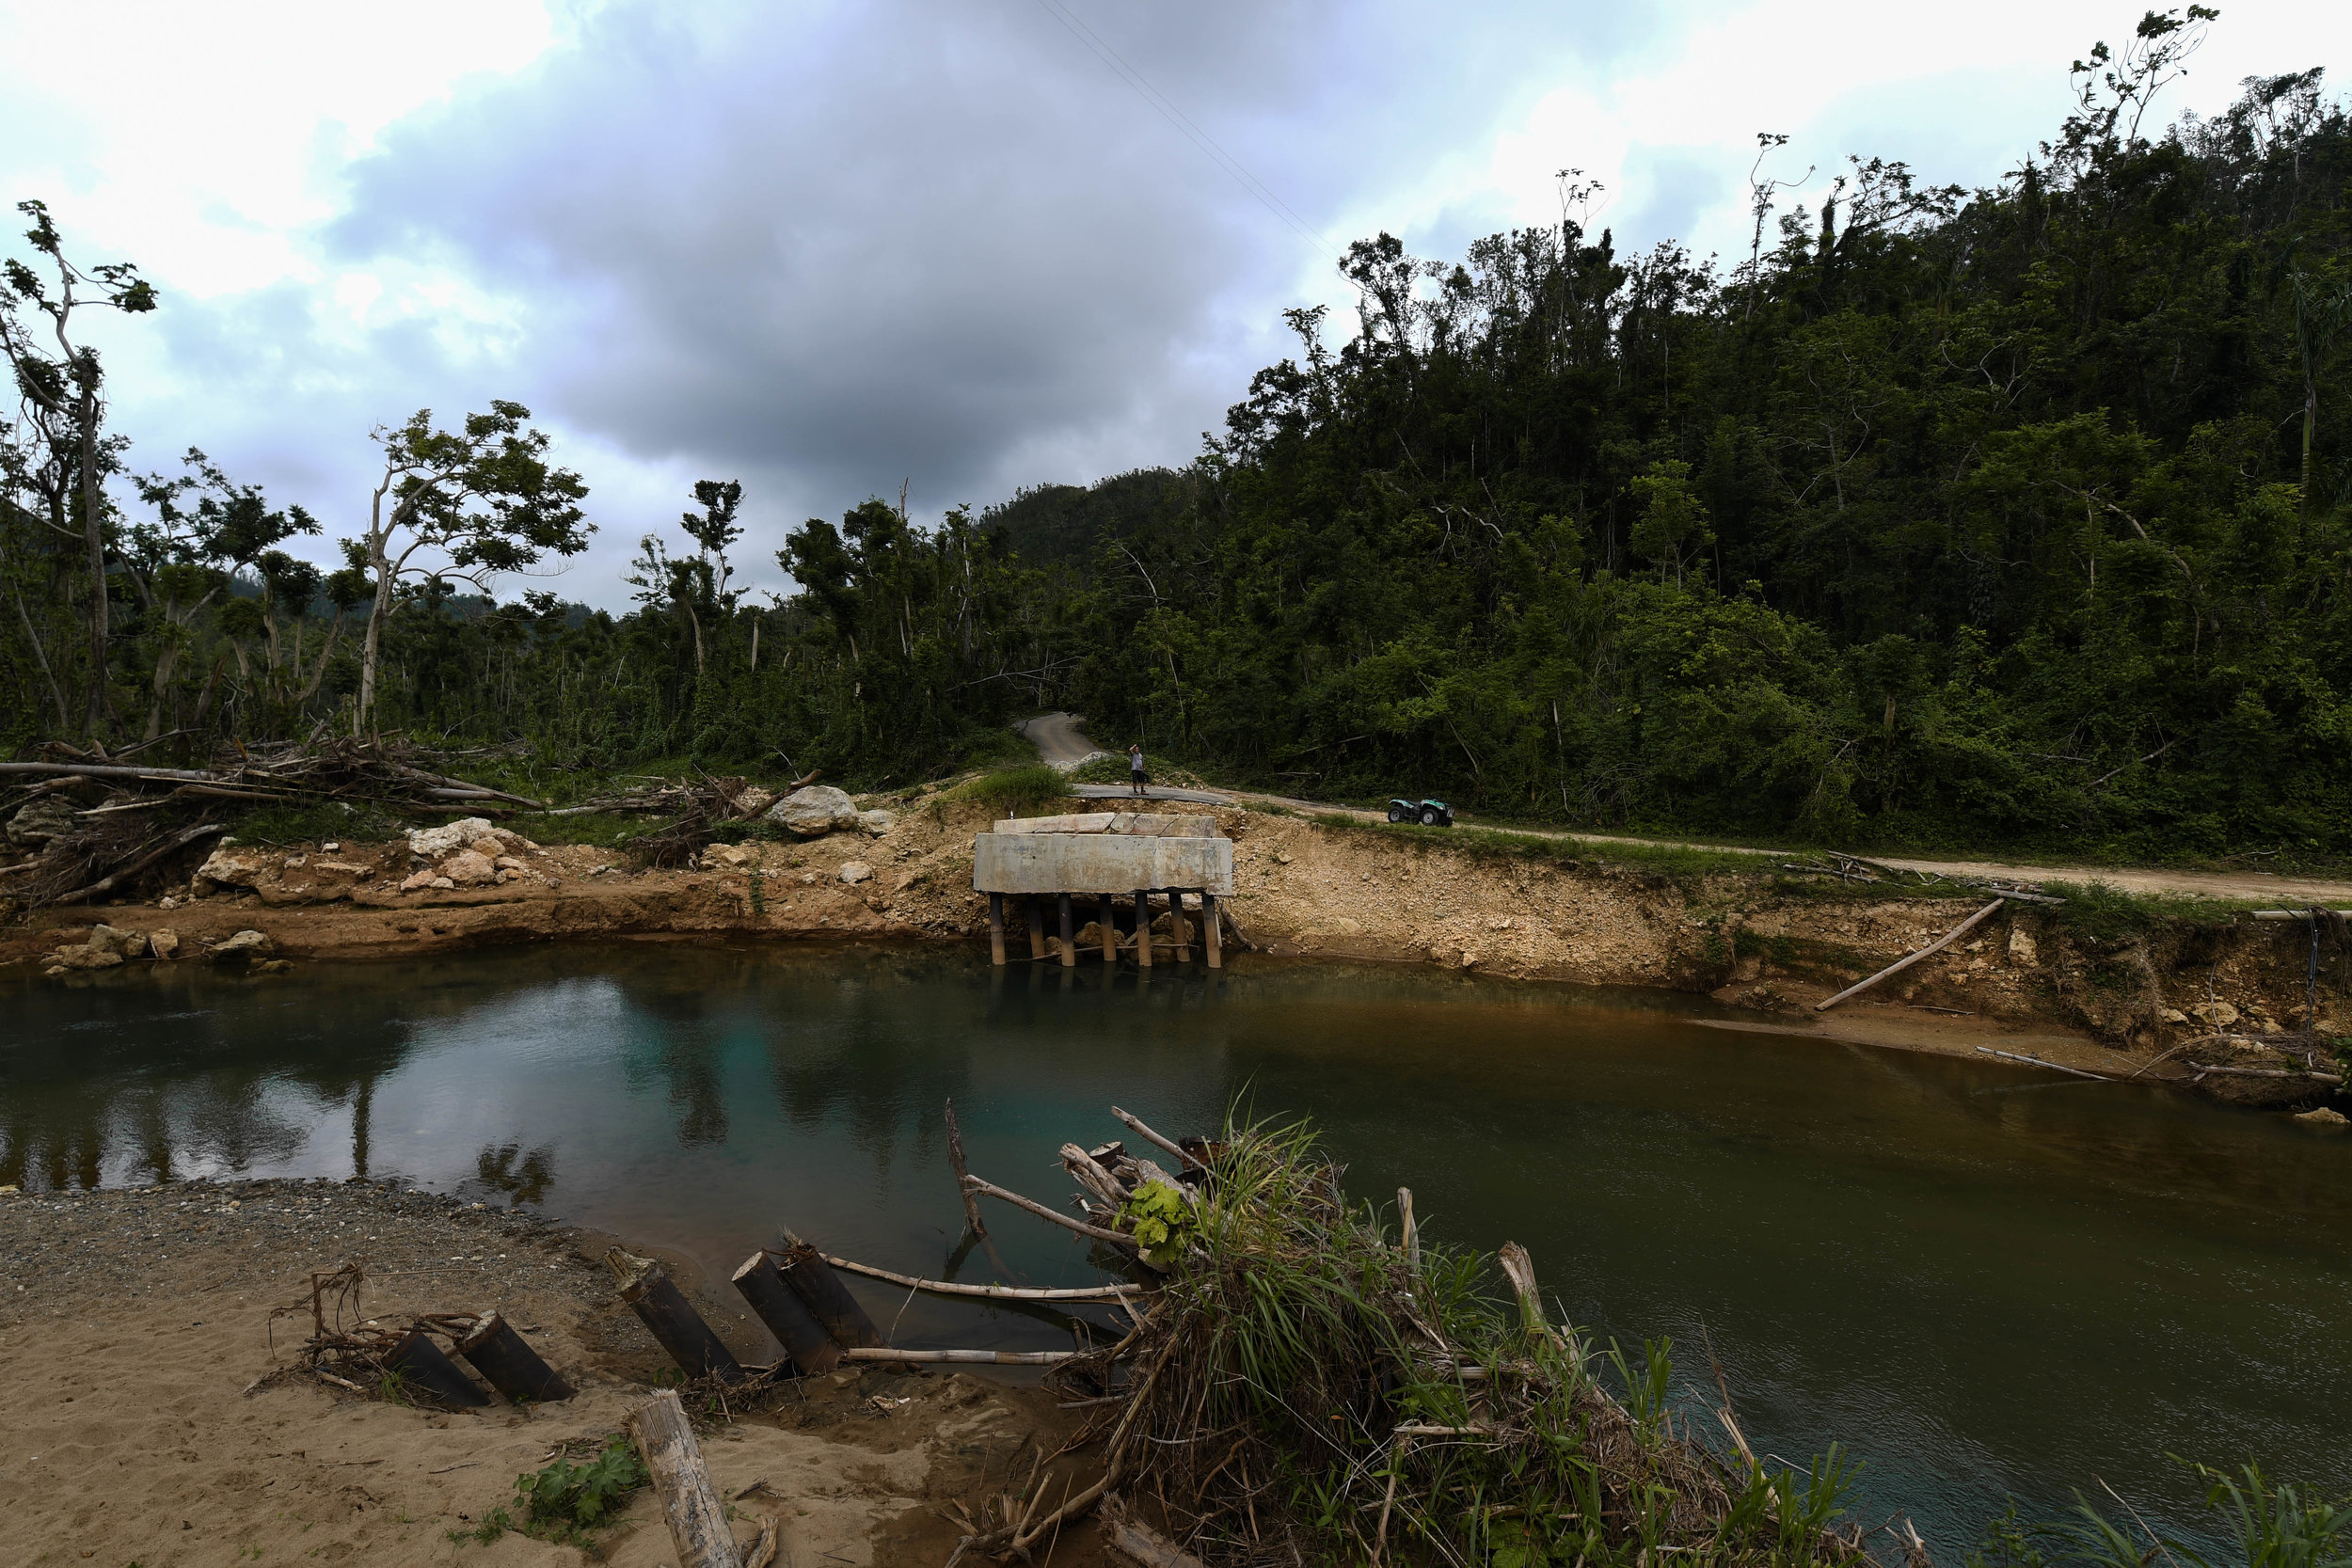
[946,1098,988,1238]
[819,1253,1143,1302]
[628,1388,744,1568]
[1815,898,2006,1011]
[1974,1045,2115,1082]
[843,1347,1079,1366]
[963,1173,1140,1247]
[0,736,547,909]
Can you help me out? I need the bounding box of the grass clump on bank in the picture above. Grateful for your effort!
[942,764,1070,816]
[1025,1113,1881,1567]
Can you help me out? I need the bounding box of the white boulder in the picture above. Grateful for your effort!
[407,816,524,860]
[767,786,863,838]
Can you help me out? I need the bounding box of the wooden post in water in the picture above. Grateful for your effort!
[1203,892,1222,969]
[1135,889,1152,968]
[1098,893,1117,964]
[777,1243,883,1348]
[1025,896,1046,961]
[1057,892,1076,968]
[730,1250,840,1374]
[1173,892,1192,963]
[987,893,1007,967]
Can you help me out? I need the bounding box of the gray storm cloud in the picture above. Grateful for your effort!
[323,0,1636,526]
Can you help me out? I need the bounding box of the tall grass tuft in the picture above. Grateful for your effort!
[1041,1111,1878,1567]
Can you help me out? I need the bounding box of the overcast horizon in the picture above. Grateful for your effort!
[5,0,2346,611]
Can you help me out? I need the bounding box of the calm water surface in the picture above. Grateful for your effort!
[5,943,2347,1551]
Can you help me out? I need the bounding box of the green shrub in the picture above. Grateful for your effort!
[944,765,1069,816]
[453,1434,648,1547]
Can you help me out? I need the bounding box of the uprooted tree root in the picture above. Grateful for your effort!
[954,1114,1901,1567]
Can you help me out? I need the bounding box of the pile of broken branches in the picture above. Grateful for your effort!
[0,735,542,908]
[943,1107,1895,1568]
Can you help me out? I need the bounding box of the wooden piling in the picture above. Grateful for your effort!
[610,1252,744,1381]
[1058,892,1077,968]
[987,893,1006,966]
[777,1243,884,1348]
[1173,892,1191,962]
[384,1327,490,1408]
[455,1309,573,1402]
[731,1251,841,1374]
[1135,889,1152,967]
[1098,893,1118,963]
[1203,892,1223,969]
[1026,896,1047,961]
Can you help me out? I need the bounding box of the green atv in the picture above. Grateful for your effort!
[1387,797,1454,827]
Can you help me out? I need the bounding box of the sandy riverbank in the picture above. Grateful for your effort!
[0,1179,1112,1567]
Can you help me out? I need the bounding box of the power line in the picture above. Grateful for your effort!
[1028,0,1339,261]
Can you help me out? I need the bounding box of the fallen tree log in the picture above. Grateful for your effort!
[1815,898,2006,1011]
[963,1174,1138,1247]
[628,1388,743,1568]
[820,1253,1145,1302]
[843,1347,1080,1366]
[1974,1045,2115,1081]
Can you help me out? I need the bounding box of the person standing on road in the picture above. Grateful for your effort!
[1128,742,1149,798]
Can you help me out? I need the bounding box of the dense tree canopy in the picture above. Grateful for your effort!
[5,10,2350,858]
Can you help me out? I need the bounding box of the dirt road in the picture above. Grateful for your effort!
[1017,714,2352,905]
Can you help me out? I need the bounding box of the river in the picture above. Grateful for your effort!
[5,942,2347,1553]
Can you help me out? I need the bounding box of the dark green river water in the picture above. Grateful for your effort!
[5,942,2347,1552]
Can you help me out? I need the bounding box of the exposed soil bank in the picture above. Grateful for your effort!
[6,793,2345,1109]
[0,1179,1109,1567]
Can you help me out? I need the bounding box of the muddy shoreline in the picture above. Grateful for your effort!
[7,795,2345,1108]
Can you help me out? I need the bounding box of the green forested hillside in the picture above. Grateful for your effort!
[5,13,2350,859]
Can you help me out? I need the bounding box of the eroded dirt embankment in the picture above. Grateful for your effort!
[7,795,2345,1109]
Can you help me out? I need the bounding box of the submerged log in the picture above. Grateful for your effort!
[731,1251,841,1374]
[607,1248,744,1381]
[843,1347,1078,1365]
[820,1252,1146,1302]
[455,1310,573,1402]
[776,1243,883,1348]
[946,1098,988,1238]
[627,1388,744,1568]
[384,1328,491,1408]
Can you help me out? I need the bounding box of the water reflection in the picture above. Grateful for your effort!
[4,943,2349,1554]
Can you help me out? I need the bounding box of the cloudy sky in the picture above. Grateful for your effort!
[3,0,2344,608]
